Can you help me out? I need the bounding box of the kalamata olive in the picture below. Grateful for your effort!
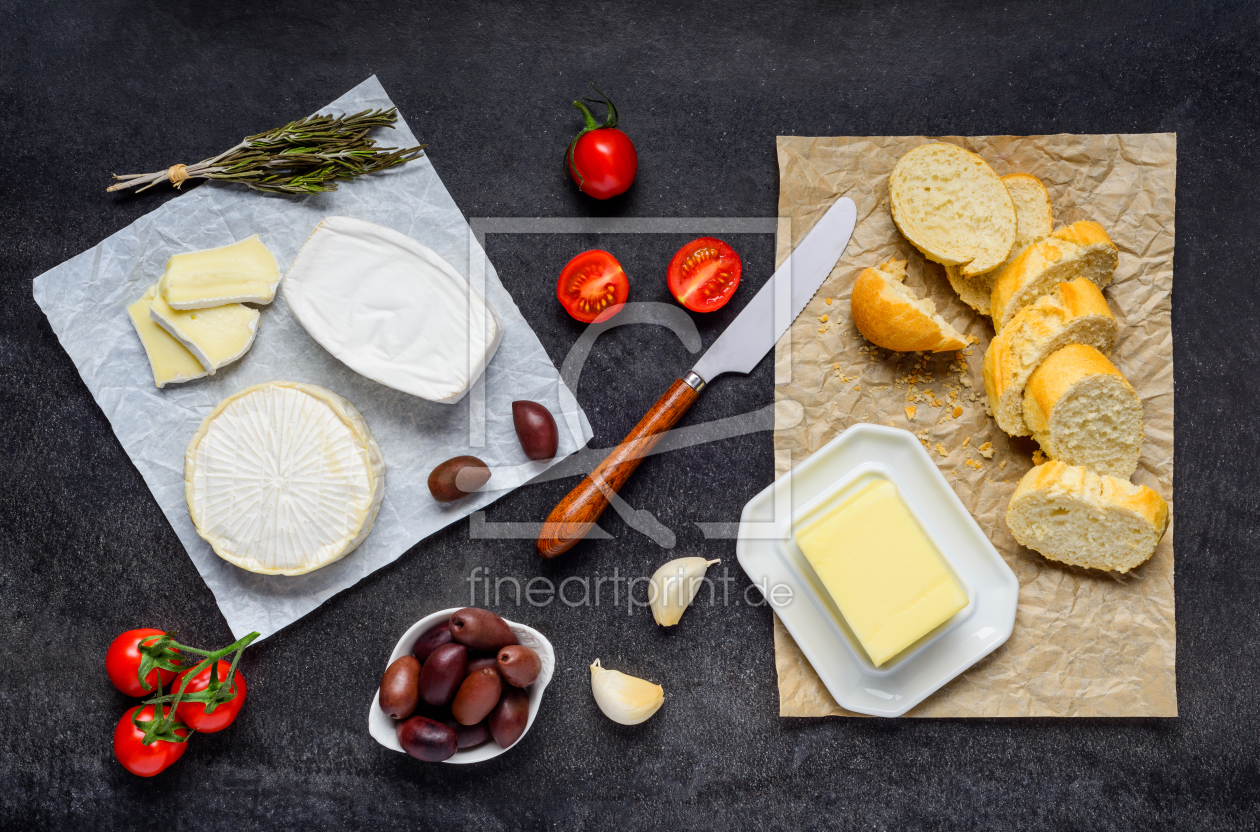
[396,716,458,762]
[467,656,498,675]
[412,623,453,662]
[442,717,491,749]
[449,608,518,652]
[452,667,503,726]
[427,456,491,502]
[496,644,542,688]
[488,685,530,749]
[512,401,559,461]
[419,643,468,706]
[378,655,421,719]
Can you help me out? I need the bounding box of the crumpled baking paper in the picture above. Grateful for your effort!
[31,76,593,641]
[772,134,1175,717]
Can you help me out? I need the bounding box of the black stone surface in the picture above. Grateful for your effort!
[3,1,1259,829]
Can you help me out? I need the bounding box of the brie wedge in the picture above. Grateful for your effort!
[158,235,282,309]
[149,291,259,373]
[284,216,503,403]
[127,284,210,388]
[184,381,386,576]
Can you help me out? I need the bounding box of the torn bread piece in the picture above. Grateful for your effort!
[1023,344,1143,479]
[990,221,1119,331]
[889,142,1016,277]
[149,291,260,373]
[946,173,1054,316]
[1006,460,1168,573]
[850,259,967,353]
[158,235,282,309]
[127,284,209,388]
[983,279,1118,436]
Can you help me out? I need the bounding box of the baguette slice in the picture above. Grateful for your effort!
[990,221,1119,332]
[850,259,967,353]
[946,173,1054,316]
[889,143,1016,277]
[1023,344,1143,478]
[983,279,1118,436]
[1006,461,1168,573]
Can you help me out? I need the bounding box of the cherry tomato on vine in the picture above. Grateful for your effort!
[114,705,188,777]
[173,660,248,733]
[106,629,180,697]
[666,237,742,313]
[557,250,630,323]
[566,87,637,200]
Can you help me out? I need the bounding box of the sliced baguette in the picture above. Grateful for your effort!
[983,279,1118,436]
[1006,460,1168,573]
[1023,344,1143,478]
[850,259,968,353]
[990,221,1119,332]
[889,143,1016,277]
[946,173,1054,316]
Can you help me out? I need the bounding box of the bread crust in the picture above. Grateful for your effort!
[983,279,1117,436]
[1007,461,1168,572]
[850,259,967,353]
[990,221,1118,332]
[889,143,1016,276]
[1021,343,1130,434]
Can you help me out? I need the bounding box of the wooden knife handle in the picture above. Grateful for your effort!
[536,377,700,558]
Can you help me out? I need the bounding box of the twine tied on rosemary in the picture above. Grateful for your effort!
[108,108,425,195]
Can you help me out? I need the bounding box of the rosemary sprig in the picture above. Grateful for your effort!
[107,108,425,195]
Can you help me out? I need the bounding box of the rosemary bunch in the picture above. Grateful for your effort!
[108,108,425,195]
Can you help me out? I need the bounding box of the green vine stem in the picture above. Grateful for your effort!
[565,85,620,187]
[136,631,259,744]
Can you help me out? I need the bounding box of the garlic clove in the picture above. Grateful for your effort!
[589,659,664,725]
[648,557,721,626]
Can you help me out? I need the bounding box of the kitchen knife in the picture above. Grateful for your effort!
[536,196,858,557]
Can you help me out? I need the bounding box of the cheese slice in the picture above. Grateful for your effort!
[184,381,386,576]
[149,291,259,373]
[126,284,210,388]
[158,235,282,309]
[283,216,503,403]
[795,477,968,667]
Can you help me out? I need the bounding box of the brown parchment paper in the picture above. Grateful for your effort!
[772,134,1175,717]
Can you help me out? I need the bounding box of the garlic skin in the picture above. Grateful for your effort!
[648,557,720,626]
[589,659,664,725]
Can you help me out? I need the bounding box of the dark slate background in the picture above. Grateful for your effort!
[2,1,1258,829]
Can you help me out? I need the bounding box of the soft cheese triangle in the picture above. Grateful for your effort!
[158,235,282,309]
[127,284,209,388]
[284,217,504,403]
[149,291,260,373]
[185,381,385,576]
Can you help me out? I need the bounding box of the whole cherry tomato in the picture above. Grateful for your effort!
[666,237,743,313]
[173,660,247,733]
[106,629,180,697]
[556,250,630,323]
[114,705,188,777]
[566,88,637,200]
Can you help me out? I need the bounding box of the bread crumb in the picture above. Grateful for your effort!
[978,442,994,459]
[999,460,1007,470]
[832,362,840,370]
[825,298,832,305]
[1032,450,1048,465]
[962,436,971,449]
[966,459,983,471]
[935,443,948,457]
[967,334,978,345]
[952,406,963,418]
[905,405,916,421]
[819,314,829,323]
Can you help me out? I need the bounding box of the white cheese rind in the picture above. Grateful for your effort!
[149,292,260,373]
[283,216,503,403]
[184,381,386,576]
[159,234,282,309]
[127,284,209,388]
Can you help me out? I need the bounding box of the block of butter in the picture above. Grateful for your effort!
[795,477,968,667]
[158,235,281,309]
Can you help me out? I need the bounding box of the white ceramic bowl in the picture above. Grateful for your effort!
[367,608,554,763]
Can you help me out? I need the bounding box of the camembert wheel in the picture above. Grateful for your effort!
[184,381,385,576]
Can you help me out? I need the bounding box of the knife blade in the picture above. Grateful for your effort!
[536,196,857,557]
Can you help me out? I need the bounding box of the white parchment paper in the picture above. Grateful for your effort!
[32,76,593,640]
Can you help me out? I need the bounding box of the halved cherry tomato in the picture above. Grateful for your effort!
[173,660,247,733]
[106,629,179,697]
[557,250,629,323]
[666,237,742,313]
[114,705,188,777]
